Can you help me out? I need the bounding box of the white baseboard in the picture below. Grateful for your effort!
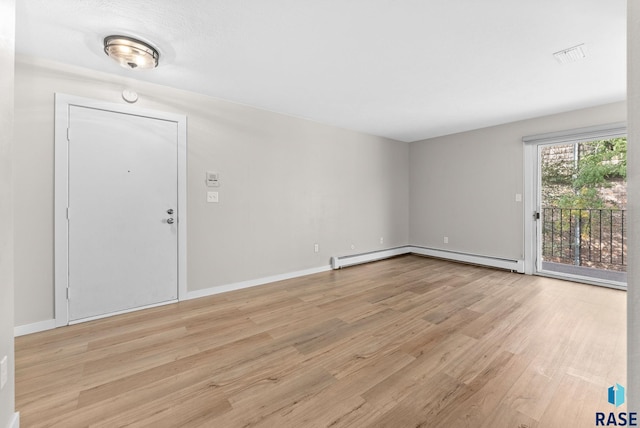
[14,319,56,337]
[409,246,525,273]
[186,265,332,300]
[7,412,19,428]
[330,247,411,269]
[14,266,332,335]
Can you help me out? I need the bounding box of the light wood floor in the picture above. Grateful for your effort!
[16,255,626,427]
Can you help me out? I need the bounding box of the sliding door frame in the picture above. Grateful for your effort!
[523,122,627,288]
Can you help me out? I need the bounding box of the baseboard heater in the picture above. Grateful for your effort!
[409,246,525,273]
[330,247,410,269]
[331,245,525,273]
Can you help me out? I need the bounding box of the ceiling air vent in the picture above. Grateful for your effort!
[553,44,586,64]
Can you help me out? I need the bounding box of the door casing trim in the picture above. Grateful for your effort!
[54,93,188,327]
[523,142,536,275]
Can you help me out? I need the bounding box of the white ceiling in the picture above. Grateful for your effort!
[15,0,627,142]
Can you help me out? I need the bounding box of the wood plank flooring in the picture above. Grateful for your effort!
[15,255,626,427]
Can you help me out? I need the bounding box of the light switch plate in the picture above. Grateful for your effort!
[515,193,522,202]
[206,171,220,187]
[207,191,219,203]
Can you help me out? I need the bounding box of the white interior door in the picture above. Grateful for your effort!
[67,105,179,321]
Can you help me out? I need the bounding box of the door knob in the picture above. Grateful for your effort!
[167,218,174,224]
[167,209,174,214]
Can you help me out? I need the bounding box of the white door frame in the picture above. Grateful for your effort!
[523,143,538,276]
[54,93,188,327]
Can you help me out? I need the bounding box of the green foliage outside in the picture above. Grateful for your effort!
[541,137,627,209]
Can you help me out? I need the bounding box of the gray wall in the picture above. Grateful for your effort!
[409,102,626,260]
[0,0,16,425]
[627,0,639,413]
[13,57,410,327]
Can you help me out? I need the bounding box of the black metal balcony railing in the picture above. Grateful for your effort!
[541,207,627,272]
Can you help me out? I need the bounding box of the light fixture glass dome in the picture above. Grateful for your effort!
[103,35,159,70]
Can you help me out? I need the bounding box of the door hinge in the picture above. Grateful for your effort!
[66,207,70,220]
[67,127,71,142]
[534,211,540,220]
[66,287,69,300]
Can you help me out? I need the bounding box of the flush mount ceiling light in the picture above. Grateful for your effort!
[103,35,159,70]
[553,44,586,64]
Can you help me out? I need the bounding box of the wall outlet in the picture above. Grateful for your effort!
[443,236,449,244]
[0,355,7,389]
[380,237,384,244]
[314,243,319,253]
[515,193,522,202]
[351,244,356,250]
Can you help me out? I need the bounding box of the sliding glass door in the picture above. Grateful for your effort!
[523,124,628,288]
[538,137,627,285]
[535,137,627,287]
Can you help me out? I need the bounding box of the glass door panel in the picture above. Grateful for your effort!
[537,138,627,286]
